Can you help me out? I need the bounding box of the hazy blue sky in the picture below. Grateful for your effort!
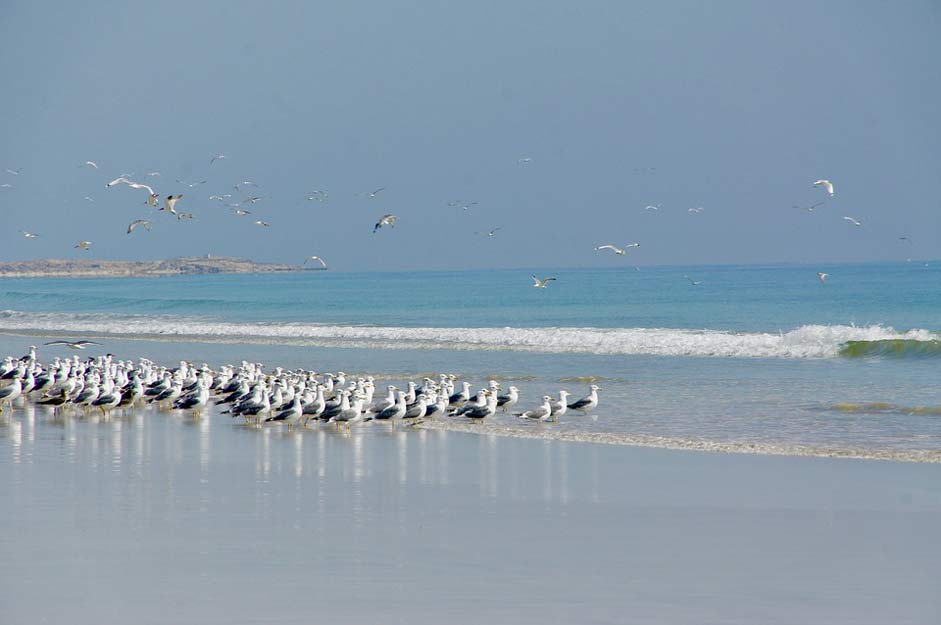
[1,1,938,271]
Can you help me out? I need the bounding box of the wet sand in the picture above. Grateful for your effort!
[2,403,939,624]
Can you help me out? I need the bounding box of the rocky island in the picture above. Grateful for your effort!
[0,257,321,278]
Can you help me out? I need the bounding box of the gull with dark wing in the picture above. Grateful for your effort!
[373,214,397,233]
[127,219,151,234]
[161,195,183,216]
[531,275,556,288]
[209,154,226,165]
[684,275,702,286]
[567,384,602,412]
[253,220,270,227]
[43,340,101,350]
[75,240,92,250]
[515,396,553,421]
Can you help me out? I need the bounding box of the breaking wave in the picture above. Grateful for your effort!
[0,310,937,359]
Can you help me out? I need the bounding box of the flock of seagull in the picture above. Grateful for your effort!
[3,157,886,286]
[0,348,602,431]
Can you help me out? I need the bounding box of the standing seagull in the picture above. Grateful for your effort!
[817,272,828,283]
[568,384,602,412]
[373,214,397,233]
[814,179,835,196]
[531,275,556,288]
[304,256,327,268]
[75,240,92,250]
[842,216,862,227]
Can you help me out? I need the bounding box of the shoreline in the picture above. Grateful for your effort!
[0,256,324,279]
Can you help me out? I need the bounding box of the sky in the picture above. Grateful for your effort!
[0,0,939,271]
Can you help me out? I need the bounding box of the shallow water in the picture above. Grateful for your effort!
[2,403,940,624]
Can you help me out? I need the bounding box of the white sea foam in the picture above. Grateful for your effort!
[0,310,936,359]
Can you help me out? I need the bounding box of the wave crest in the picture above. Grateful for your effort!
[0,310,937,359]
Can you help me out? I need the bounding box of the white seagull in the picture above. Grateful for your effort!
[75,240,92,250]
[209,154,226,165]
[373,214,397,233]
[19,230,39,239]
[817,272,828,283]
[794,201,826,212]
[531,275,557,288]
[644,204,661,211]
[84,161,99,170]
[688,207,704,213]
[127,219,151,234]
[476,227,502,237]
[594,244,639,256]
[253,220,270,227]
[842,216,862,227]
[304,256,327,268]
[162,195,183,216]
[5,168,21,175]
[43,340,101,350]
[517,157,533,164]
[814,179,835,196]
[685,275,702,286]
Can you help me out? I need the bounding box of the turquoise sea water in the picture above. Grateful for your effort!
[1,261,939,457]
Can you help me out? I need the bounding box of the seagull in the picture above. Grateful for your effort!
[253,220,270,227]
[84,161,99,170]
[594,244,639,256]
[236,181,259,189]
[813,179,835,196]
[476,227,502,237]
[684,275,702,286]
[231,207,251,216]
[209,154,226,165]
[0,183,12,188]
[306,190,328,202]
[209,194,232,202]
[567,384,602,412]
[373,214,397,233]
[146,171,161,177]
[357,187,385,198]
[449,200,478,210]
[184,180,207,188]
[127,219,151,234]
[19,230,39,239]
[688,207,704,213]
[899,235,912,243]
[43,340,101,350]
[5,168,21,175]
[83,196,95,202]
[515,396,553,421]
[177,213,195,220]
[304,256,327,268]
[842,216,862,227]
[75,240,92,250]
[817,272,828,283]
[531,275,556,288]
[162,195,182,216]
[794,201,826,212]
[517,157,533,164]
[644,204,661,211]
[106,176,131,187]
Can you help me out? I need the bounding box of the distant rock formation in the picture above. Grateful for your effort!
[0,257,323,278]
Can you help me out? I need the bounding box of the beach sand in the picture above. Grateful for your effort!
[2,401,939,624]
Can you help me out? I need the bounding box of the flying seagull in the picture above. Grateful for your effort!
[517,157,533,164]
[374,214,397,233]
[127,219,151,234]
[688,207,704,213]
[531,275,556,288]
[304,256,327,268]
[644,204,661,211]
[813,179,835,196]
[842,216,862,227]
[75,240,92,250]
[231,207,251,215]
[794,201,826,212]
[476,227,502,237]
[19,230,39,239]
[209,154,226,165]
[177,212,195,220]
[684,275,702,286]
[306,190,328,202]
[5,168,21,175]
[146,171,161,177]
[43,340,101,350]
[817,272,828,283]
[594,244,639,256]
[358,187,385,198]
[253,220,270,227]
[162,195,183,216]
[84,161,99,170]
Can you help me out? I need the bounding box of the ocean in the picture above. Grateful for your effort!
[1,260,938,460]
